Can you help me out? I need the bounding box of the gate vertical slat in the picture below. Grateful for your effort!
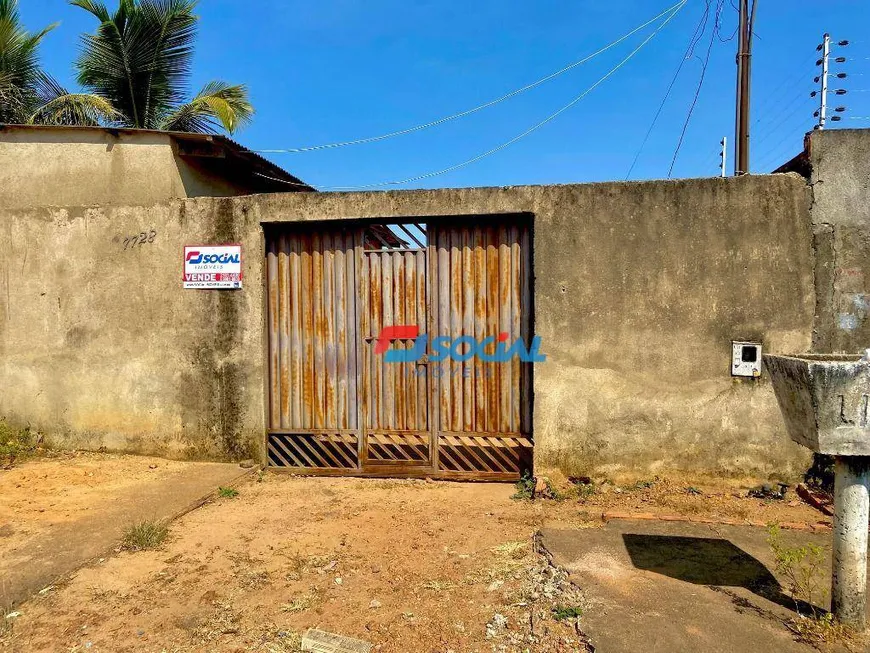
[323,232,336,429]
[335,233,347,430]
[381,249,394,429]
[393,251,405,430]
[267,238,280,429]
[290,235,302,428]
[462,229,474,432]
[416,249,428,431]
[498,227,512,434]
[300,235,313,428]
[312,233,325,429]
[369,252,382,430]
[472,226,487,432]
[485,227,500,433]
[278,233,291,429]
[449,229,462,431]
[520,226,532,435]
[509,225,521,433]
[347,230,359,432]
[437,229,451,431]
[403,250,416,431]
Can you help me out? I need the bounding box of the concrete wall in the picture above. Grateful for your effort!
[0,174,816,477]
[0,126,251,210]
[804,129,870,353]
[0,198,266,459]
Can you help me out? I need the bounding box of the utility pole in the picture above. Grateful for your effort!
[734,0,758,175]
[818,33,831,129]
[720,136,727,177]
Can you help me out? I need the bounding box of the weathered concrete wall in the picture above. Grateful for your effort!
[805,129,870,353]
[0,199,266,460]
[247,175,815,478]
[0,174,816,476]
[0,126,250,210]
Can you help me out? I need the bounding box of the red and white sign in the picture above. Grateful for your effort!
[183,245,242,289]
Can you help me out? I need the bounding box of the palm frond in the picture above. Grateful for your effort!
[30,73,120,126]
[0,0,57,123]
[72,0,198,129]
[69,0,112,23]
[160,81,252,134]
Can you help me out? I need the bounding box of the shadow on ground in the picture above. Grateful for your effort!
[622,533,820,614]
[541,520,836,652]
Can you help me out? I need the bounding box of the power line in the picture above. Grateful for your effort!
[752,57,817,124]
[317,0,689,191]
[668,0,722,178]
[753,88,813,150]
[625,0,711,180]
[755,118,812,171]
[251,0,688,155]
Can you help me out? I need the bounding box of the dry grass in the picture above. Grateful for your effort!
[122,520,169,551]
[420,579,455,592]
[785,614,863,651]
[280,593,318,613]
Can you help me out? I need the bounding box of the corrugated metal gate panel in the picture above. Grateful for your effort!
[266,228,359,470]
[265,218,532,479]
[360,225,431,465]
[430,222,533,475]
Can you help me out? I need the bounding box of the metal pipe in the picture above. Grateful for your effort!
[832,456,870,628]
[819,33,831,130]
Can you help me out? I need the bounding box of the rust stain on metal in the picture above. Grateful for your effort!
[265,219,533,479]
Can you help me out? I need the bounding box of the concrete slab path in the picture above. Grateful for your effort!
[0,454,250,609]
[541,519,862,652]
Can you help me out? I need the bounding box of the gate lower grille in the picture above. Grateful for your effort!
[268,433,358,470]
[366,432,430,464]
[438,435,533,475]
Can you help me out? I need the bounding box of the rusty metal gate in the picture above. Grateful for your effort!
[265,218,533,480]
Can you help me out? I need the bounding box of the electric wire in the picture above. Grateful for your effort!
[322,0,689,191]
[755,119,811,171]
[625,0,711,180]
[667,0,723,178]
[250,0,688,155]
[752,57,817,125]
[753,86,814,151]
[754,107,814,170]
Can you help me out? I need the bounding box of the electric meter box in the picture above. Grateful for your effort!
[732,341,762,378]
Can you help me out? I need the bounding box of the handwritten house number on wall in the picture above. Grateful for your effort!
[123,230,157,250]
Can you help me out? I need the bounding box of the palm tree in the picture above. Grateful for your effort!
[0,0,56,123]
[38,0,253,134]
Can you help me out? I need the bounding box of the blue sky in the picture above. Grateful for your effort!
[19,0,870,190]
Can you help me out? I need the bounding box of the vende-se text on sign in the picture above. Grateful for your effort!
[183,245,242,289]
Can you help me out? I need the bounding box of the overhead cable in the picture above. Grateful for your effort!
[323,0,689,190]
[252,0,689,155]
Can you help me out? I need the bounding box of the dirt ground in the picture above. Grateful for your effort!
[544,473,829,527]
[1,452,215,555]
[0,458,837,653]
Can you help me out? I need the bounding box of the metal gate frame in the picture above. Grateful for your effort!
[264,216,534,481]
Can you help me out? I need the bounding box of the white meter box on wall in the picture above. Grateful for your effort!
[732,341,762,378]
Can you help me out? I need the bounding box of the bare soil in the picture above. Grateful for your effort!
[0,460,833,653]
[546,473,829,527]
[0,452,208,570]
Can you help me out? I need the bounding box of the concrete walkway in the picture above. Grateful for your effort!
[1,458,249,608]
[541,519,858,653]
